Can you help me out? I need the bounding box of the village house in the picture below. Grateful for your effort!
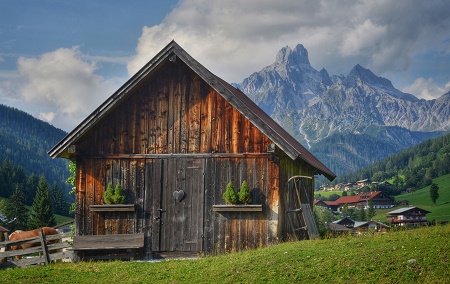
[48,41,335,260]
[335,191,395,209]
[314,199,329,208]
[324,200,340,212]
[386,207,430,227]
[314,200,340,215]
[356,179,372,188]
[333,217,389,233]
[343,182,358,192]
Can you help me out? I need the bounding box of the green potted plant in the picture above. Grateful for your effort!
[222,181,238,205]
[238,180,252,205]
[104,183,126,204]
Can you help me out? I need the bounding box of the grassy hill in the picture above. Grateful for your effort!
[2,225,449,283]
[372,174,450,222]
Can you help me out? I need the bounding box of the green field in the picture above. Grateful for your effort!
[314,190,344,199]
[373,174,450,222]
[2,225,449,283]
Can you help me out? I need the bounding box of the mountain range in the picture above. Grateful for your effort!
[233,44,449,176]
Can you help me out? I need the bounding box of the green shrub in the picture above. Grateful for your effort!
[238,180,252,205]
[113,184,126,204]
[104,183,126,204]
[222,182,237,205]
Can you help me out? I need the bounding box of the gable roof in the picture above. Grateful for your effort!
[333,216,355,225]
[48,40,335,181]
[324,200,339,206]
[354,220,390,229]
[335,191,387,205]
[387,206,431,215]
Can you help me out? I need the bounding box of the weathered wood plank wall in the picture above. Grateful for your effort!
[78,61,271,156]
[73,58,316,256]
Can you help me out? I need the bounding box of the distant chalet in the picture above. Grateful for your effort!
[49,40,335,259]
[387,207,431,227]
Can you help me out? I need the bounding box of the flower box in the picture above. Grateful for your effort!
[89,204,136,212]
[212,205,262,212]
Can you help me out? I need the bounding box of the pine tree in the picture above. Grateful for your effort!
[26,173,39,206]
[5,185,29,231]
[28,175,56,229]
[50,182,69,216]
[0,160,14,198]
[357,208,367,221]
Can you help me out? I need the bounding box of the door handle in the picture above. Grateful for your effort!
[154,217,161,220]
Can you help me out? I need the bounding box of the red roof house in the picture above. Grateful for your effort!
[335,191,395,209]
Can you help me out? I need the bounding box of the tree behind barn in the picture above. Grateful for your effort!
[28,175,56,229]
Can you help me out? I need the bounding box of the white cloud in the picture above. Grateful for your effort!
[340,19,387,56]
[128,0,450,86]
[17,47,119,131]
[38,111,56,122]
[403,78,450,100]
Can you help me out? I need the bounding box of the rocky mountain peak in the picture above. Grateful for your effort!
[346,64,389,86]
[345,64,419,101]
[275,44,310,66]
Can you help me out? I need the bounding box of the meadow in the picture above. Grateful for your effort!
[1,225,449,283]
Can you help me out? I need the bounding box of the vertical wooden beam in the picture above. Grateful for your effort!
[180,71,189,153]
[167,68,175,154]
[172,68,182,153]
[39,229,50,265]
[156,74,169,154]
[189,74,201,153]
[224,103,233,153]
[231,108,240,153]
[200,84,212,153]
[138,86,149,154]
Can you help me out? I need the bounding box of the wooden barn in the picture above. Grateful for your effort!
[49,41,335,259]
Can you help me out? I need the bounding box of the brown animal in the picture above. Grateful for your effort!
[8,227,59,260]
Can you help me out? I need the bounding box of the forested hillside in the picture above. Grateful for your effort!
[337,132,450,191]
[311,126,443,175]
[0,104,70,200]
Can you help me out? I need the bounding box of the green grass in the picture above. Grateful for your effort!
[315,190,344,199]
[54,214,73,225]
[1,225,449,283]
[373,174,450,222]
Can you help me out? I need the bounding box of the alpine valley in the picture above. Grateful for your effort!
[233,44,449,177]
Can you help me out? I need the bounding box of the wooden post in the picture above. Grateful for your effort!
[39,229,50,265]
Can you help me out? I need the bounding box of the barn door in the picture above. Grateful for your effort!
[285,175,319,240]
[151,158,205,253]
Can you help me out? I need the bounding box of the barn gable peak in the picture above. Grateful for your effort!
[48,40,335,181]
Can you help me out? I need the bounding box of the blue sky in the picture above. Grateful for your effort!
[1,0,450,132]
